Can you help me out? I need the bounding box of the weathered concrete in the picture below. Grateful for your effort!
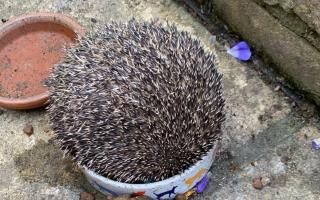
[1,0,320,199]
[261,0,320,35]
[198,0,320,107]
[252,0,320,52]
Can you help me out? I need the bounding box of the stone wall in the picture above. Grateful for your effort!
[254,0,320,51]
[191,0,320,106]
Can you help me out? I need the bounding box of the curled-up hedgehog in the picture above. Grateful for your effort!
[46,19,225,184]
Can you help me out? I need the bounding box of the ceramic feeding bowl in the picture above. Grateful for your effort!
[0,12,84,110]
[81,144,217,199]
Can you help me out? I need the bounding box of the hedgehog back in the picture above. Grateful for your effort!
[47,19,224,183]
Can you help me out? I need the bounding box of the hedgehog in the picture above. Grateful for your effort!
[46,19,225,184]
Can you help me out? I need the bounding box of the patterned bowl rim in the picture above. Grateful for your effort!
[81,142,218,189]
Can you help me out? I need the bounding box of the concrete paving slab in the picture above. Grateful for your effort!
[0,0,319,199]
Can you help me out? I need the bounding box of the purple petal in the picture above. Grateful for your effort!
[196,175,209,193]
[312,138,320,150]
[227,41,252,61]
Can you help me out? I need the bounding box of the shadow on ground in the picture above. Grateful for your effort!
[14,140,85,187]
[13,140,109,199]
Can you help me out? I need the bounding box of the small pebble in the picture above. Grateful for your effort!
[280,156,291,164]
[1,18,7,23]
[91,18,97,23]
[80,191,94,200]
[252,177,264,190]
[23,124,34,136]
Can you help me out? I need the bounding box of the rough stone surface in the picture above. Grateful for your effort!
[208,0,320,107]
[262,0,320,35]
[0,0,320,200]
[252,0,320,52]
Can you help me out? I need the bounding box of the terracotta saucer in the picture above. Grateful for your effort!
[0,12,85,110]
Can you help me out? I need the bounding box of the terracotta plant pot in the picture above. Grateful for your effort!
[0,12,85,110]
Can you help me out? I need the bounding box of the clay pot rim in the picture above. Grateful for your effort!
[0,12,85,110]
